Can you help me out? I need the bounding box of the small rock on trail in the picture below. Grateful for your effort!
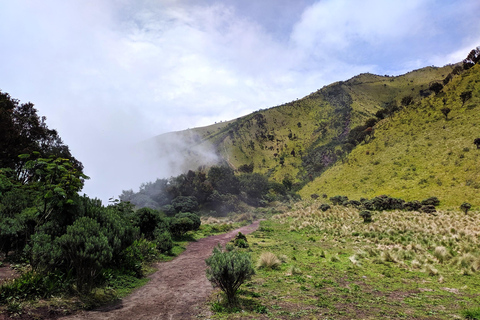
[60,220,262,320]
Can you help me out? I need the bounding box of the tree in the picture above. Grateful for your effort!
[0,91,83,176]
[460,202,472,215]
[474,138,480,149]
[460,91,472,106]
[463,47,480,69]
[205,245,255,306]
[441,107,451,120]
[429,82,443,94]
[359,210,372,223]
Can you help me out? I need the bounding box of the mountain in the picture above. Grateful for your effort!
[150,58,479,207]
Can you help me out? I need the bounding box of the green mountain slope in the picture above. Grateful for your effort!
[158,64,455,179]
[300,63,480,206]
[151,61,479,207]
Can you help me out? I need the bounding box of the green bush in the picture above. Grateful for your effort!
[359,210,373,223]
[169,217,194,237]
[55,217,113,293]
[460,202,472,215]
[153,229,173,253]
[175,212,201,230]
[330,195,348,205]
[205,245,255,306]
[319,203,331,211]
[171,196,198,213]
[421,197,440,207]
[132,208,167,240]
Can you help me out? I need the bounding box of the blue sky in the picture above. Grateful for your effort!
[1,0,479,201]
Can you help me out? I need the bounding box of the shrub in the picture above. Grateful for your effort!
[55,217,113,293]
[169,217,194,237]
[474,138,480,149]
[205,245,255,306]
[420,205,436,214]
[359,210,372,223]
[257,252,281,270]
[132,208,167,240]
[460,202,472,215]
[175,212,201,230]
[421,197,440,207]
[330,195,348,205]
[319,203,331,211]
[171,196,198,213]
[153,229,173,253]
[404,200,422,211]
[233,232,249,248]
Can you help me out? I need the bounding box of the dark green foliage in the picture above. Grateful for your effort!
[175,212,201,230]
[359,210,372,223]
[120,239,158,276]
[429,82,444,94]
[420,205,437,214]
[208,166,240,195]
[460,91,472,106]
[239,173,270,206]
[0,91,83,174]
[132,207,167,240]
[441,107,451,120]
[401,95,413,106]
[172,195,198,213]
[238,163,254,173]
[232,232,249,248]
[205,245,255,306]
[404,200,422,211]
[421,197,440,207]
[460,202,472,215]
[463,46,480,69]
[368,195,405,211]
[319,203,331,211]
[330,195,348,205]
[346,200,362,208]
[169,217,194,237]
[153,229,173,253]
[474,138,480,149]
[311,193,319,199]
[55,217,113,293]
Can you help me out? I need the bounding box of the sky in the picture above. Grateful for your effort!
[1,0,479,203]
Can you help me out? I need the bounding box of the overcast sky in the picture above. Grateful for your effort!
[1,0,479,202]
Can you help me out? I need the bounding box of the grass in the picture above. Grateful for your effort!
[208,204,480,319]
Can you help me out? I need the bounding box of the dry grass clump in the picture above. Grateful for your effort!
[257,252,281,270]
[433,246,450,263]
[423,264,439,276]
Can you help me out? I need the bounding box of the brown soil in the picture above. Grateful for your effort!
[56,220,262,320]
[0,262,18,286]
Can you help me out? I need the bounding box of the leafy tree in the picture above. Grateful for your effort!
[474,138,480,149]
[175,212,201,230]
[429,82,443,94]
[132,207,168,240]
[463,47,480,69]
[460,202,472,215]
[205,245,255,306]
[359,210,372,223]
[208,166,240,195]
[171,195,198,213]
[0,91,83,176]
[460,91,472,106]
[441,107,451,120]
[238,173,269,206]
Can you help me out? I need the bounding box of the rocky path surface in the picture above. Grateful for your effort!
[60,220,262,320]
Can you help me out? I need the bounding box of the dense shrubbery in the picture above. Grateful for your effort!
[0,92,206,300]
[120,164,296,216]
[328,194,442,213]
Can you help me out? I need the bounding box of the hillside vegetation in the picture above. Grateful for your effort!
[301,63,480,206]
[152,60,480,207]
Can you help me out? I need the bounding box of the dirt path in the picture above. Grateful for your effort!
[59,220,262,320]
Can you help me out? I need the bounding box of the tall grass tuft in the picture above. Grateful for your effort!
[257,252,281,270]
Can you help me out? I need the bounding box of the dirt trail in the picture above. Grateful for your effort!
[60,220,262,320]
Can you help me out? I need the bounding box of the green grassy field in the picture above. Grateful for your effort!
[209,204,480,319]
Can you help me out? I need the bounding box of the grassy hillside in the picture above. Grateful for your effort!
[300,63,480,207]
[160,64,455,181]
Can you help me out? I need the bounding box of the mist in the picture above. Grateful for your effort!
[81,127,221,204]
